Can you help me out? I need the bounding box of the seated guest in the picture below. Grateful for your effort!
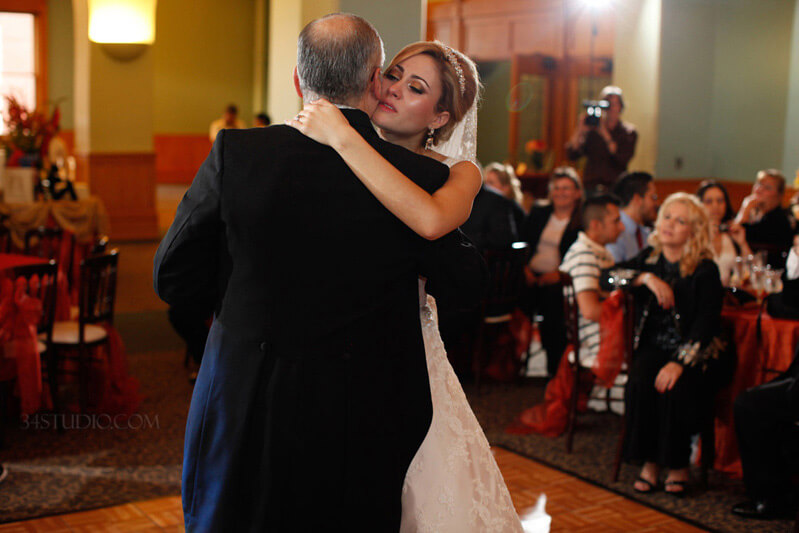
[507,195,623,436]
[460,164,526,250]
[254,112,271,127]
[484,162,525,209]
[615,193,724,496]
[520,167,583,376]
[696,180,751,286]
[766,236,799,318]
[559,194,624,368]
[732,346,799,519]
[209,103,246,141]
[734,169,793,268]
[607,171,659,262]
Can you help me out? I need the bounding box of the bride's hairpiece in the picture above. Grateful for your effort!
[442,44,466,96]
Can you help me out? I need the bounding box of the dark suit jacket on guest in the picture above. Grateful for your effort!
[460,185,525,250]
[520,203,581,268]
[744,206,794,268]
[153,109,486,532]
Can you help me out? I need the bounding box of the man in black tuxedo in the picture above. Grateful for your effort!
[460,182,525,251]
[153,14,485,532]
[732,346,799,519]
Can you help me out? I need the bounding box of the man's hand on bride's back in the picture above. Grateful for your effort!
[285,99,354,151]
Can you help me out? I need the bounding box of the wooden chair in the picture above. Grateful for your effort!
[0,225,12,254]
[560,271,584,453]
[24,227,75,287]
[0,260,59,440]
[611,290,636,479]
[89,235,109,255]
[562,274,630,454]
[48,250,119,412]
[472,242,530,388]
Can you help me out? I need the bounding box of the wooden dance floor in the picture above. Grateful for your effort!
[0,448,701,532]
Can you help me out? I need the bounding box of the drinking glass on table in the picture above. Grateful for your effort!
[751,265,766,304]
[763,268,784,296]
[732,256,751,288]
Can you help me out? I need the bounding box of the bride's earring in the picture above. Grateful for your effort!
[425,127,435,150]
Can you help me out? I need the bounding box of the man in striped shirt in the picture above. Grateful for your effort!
[559,194,624,367]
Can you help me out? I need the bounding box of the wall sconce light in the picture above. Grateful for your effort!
[88,0,157,62]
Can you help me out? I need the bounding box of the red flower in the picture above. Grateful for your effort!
[525,139,547,153]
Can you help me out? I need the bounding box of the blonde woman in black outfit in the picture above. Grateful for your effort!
[610,193,724,496]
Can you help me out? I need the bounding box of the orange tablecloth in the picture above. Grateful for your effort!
[0,253,140,416]
[714,306,799,477]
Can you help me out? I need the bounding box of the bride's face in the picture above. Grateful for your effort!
[372,54,450,138]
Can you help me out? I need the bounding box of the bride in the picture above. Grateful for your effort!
[289,41,542,532]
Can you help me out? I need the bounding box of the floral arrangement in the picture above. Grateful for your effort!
[515,139,553,176]
[1,95,60,167]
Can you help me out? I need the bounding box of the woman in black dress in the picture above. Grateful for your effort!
[613,192,724,496]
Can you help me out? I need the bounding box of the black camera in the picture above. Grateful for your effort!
[583,99,610,127]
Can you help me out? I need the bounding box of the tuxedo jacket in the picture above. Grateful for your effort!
[154,109,486,532]
[460,185,525,251]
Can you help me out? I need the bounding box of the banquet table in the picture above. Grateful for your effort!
[714,305,799,477]
[0,253,140,417]
[0,196,110,249]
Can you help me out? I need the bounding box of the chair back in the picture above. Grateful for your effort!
[77,250,119,328]
[559,271,580,366]
[481,242,530,319]
[90,235,109,255]
[8,260,59,343]
[622,290,636,368]
[0,225,11,253]
[25,226,76,289]
[24,227,64,259]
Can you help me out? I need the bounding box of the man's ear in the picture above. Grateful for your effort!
[370,67,382,100]
[293,66,302,98]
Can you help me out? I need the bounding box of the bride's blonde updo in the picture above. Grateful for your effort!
[386,41,480,147]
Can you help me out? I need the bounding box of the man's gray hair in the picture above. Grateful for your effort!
[297,13,385,103]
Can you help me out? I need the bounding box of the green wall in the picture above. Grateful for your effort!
[709,0,793,182]
[656,0,716,178]
[339,0,422,65]
[47,0,74,130]
[475,61,511,167]
[783,1,799,181]
[153,0,257,133]
[657,0,796,182]
[45,0,259,135]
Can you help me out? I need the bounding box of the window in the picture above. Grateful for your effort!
[0,12,36,134]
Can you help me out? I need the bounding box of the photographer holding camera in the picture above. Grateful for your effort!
[566,86,638,193]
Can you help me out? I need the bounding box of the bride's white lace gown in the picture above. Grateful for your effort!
[400,281,524,532]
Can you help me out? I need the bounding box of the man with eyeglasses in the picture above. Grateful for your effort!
[606,171,659,263]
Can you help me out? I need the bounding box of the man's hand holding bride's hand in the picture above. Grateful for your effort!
[285,99,354,151]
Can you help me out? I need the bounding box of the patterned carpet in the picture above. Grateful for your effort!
[0,310,794,530]
[465,380,795,533]
[0,311,190,524]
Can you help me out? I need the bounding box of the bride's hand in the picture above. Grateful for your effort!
[285,99,354,151]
